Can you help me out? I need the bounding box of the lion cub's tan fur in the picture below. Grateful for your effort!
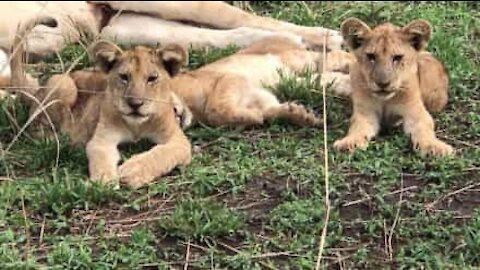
[334,18,453,157]
[169,36,353,127]
[84,43,193,188]
[11,35,193,188]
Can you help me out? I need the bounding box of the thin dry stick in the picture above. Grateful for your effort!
[84,209,98,236]
[343,185,418,207]
[335,251,346,270]
[383,219,388,259]
[217,241,275,270]
[184,238,191,270]
[39,216,46,245]
[315,30,331,270]
[387,175,404,261]
[55,51,66,73]
[437,134,479,149]
[251,251,295,259]
[211,252,214,270]
[426,182,480,209]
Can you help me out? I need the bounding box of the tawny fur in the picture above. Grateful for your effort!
[0,1,344,109]
[0,1,342,61]
[10,34,193,188]
[84,42,192,188]
[417,51,449,113]
[168,36,353,127]
[54,37,353,129]
[334,18,453,157]
[0,75,8,87]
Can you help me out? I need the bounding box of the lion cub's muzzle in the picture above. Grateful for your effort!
[371,80,398,100]
[372,87,397,100]
[122,97,150,119]
[126,97,144,112]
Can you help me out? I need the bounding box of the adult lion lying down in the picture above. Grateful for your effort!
[334,18,453,157]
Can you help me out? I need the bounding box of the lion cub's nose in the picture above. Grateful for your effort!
[376,81,391,89]
[127,98,144,110]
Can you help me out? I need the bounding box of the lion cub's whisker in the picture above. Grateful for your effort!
[1,86,176,105]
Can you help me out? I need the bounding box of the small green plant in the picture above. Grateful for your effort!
[158,198,245,240]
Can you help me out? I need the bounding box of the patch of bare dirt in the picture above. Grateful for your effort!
[220,173,288,235]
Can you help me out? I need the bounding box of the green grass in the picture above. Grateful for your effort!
[0,1,479,269]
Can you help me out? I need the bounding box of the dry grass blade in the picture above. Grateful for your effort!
[3,3,125,163]
[5,38,89,168]
[315,30,331,270]
[217,241,276,270]
[425,182,480,210]
[5,90,60,162]
[387,175,404,261]
[184,238,191,270]
[343,185,418,207]
[5,90,61,169]
[2,86,176,105]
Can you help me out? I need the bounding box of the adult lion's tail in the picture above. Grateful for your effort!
[9,16,58,97]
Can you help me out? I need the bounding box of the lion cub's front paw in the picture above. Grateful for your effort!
[118,154,155,189]
[90,169,119,188]
[334,136,369,152]
[414,138,454,157]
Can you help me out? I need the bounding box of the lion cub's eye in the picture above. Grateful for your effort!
[366,53,376,63]
[119,73,129,84]
[147,74,158,84]
[393,54,403,63]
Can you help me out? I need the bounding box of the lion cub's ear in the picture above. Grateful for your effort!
[89,40,123,72]
[156,44,188,77]
[402,19,432,51]
[340,18,372,50]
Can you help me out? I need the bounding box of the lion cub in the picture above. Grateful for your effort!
[82,41,194,188]
[11,39,193,188]
[334,18,453,157]
[169,36,354,128]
